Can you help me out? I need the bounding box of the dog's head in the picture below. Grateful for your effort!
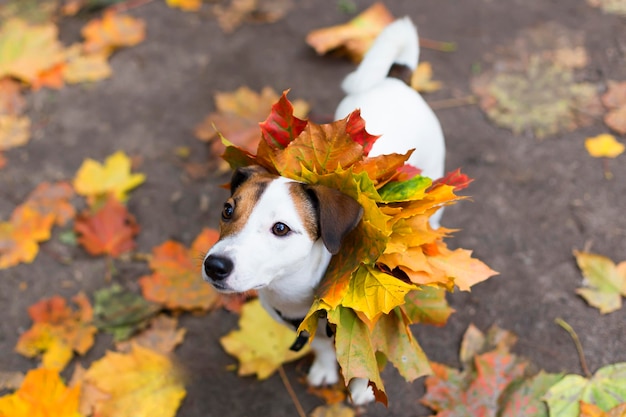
[202,165,363,293]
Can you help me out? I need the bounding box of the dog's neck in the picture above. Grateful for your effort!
[258,239,332,320]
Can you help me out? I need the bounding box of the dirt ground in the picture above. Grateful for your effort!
[1,0,626,415]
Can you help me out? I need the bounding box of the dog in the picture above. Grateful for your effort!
[203,17,446,406]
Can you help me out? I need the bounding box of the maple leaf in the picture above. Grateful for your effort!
[305,2,394,62]
[544,363,626,417]
[0,368,82,417]
[585,134,625,159]
[195,86,309,163]
[0,18,65,84]
[63,44,112,84]
[471,24,603,138]
[220,299,310,379]
[420,324,563,417]
[139,228,221,311]
[73,151,146,202]
[81,11,146,56]
[93,284,161,341]
[85,344,186,417]
[15,293,97,371]
[345,109,380,155]
[411,62,443,93]
[20,181,75,226]
[431,168,474,192]
[0,114,30,152]
[259,90,308,150]
[573,251,626,314]
[74,196,140,258]
[212,0,293,33]
[401,286,455,327]
[165,0,202,12]
[0,205,55,269]
[115,314,186,355]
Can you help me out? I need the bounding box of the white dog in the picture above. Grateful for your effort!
[203,17,446,405]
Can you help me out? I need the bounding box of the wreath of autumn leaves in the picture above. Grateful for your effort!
[220,91,498,404]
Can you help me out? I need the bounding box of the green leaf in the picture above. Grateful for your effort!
[93,284,161,341]
[402,286,454,326]
[574,250,626,314]
[378,175,432,203]
[544,363,626,417]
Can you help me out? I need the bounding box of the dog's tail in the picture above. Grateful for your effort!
[341,17,419,94]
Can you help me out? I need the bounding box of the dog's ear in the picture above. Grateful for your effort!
[305,185,363,255]
[230,165,268,195]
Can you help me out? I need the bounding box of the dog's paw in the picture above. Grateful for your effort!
[307,360,339,386]
[348,378,375,406]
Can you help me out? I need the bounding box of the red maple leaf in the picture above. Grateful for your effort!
[431,168,474,191]
[345,109,379,155]
[74,196,139,257]
[259,90,308,150]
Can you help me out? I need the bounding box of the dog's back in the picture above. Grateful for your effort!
[335,18,446,222]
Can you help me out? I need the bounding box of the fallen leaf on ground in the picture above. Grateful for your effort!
[15,292,97,371]
[0,368,82,417]
[220,299,310,379]
[81,10,146,56]
[63,44,112,84]
[0,114,30,151]
[212,0,293,33]
[544,363,626,417]
[73,150,146,202]
[0,205,55,269]
[602,81,626,134]
[411,62,443,93]
[93,284,161,341]
[471,23,602,138]
[139,228,221,311]
[0,18,65,84]
[74,196,140,258]
[19,181,75,226]
[573,250,626,314]
[306,2,394,62]
[115,314,186,354]
[585,134,625,159]
[85,344,186,417]
[166,0,203,12]
[421,324,562,417]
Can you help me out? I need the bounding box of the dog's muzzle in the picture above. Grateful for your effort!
[203,254,233,283]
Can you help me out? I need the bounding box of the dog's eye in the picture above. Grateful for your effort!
[271,222,291,236]
[222,203,234,220]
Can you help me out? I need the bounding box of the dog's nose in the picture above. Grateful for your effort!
[204,255,233,281]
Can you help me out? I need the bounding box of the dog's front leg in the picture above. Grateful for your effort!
[307,326,339,386]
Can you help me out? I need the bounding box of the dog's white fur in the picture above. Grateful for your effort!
[203,17,445,406]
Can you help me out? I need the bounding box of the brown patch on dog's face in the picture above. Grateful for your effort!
[288,182,319,241]
[219,174,272,238]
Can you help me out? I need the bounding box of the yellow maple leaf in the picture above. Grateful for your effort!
[0,368,82,417]
[220,299,310,379]
[73,151,145,201]
[85,344,186,417]
[165,0,202,12]
[15,293,97,371]
[585,133,625,158]
[341,264,416,323]
[411,62,443,93]
[0,18,65,84]
[63,44,112,84]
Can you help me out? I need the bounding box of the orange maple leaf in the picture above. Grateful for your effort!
[81,10,146,56]
[19,181,76,226]
[74,196,140,258]
[15,292,97,371]
[139,228,221,311]
[0,205,55,269]
[0,368,82,417]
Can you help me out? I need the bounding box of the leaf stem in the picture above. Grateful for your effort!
[555,318,592,378]
[278,366,306,417]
